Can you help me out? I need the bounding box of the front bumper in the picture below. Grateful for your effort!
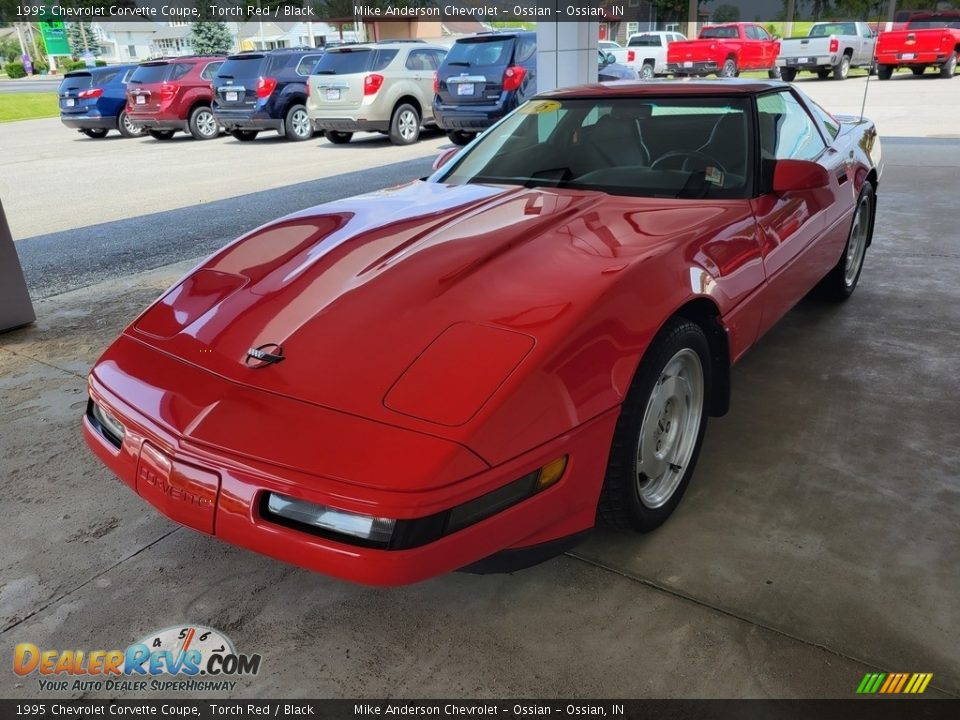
[666,61,719,75]
[213,108,281,132]
[83,340,615,585]
[61,113,116,130]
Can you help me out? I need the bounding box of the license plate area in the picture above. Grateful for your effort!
[798,57,809,64]
[683,61,693,68]
[66,98,75,107]
[902,53,916,60]
[325,87,341,101]
[135,95,146,105]
[137,442,220,534]
[457,83,475,96]
[225,91,239,102]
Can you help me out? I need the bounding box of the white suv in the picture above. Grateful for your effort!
[307,42,447,145]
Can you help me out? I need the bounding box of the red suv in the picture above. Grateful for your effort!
[126,56,226,140]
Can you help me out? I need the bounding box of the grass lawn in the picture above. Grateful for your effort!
[0,92,59,123]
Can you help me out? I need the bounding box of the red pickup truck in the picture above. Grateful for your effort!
[666,23,781,78]
[875,12,960,79]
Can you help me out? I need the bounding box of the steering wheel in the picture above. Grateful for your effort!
[651,150,728,176]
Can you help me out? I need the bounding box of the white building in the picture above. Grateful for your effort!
[94,22,161,63]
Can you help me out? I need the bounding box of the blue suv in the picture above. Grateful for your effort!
[58,64,144,139]
[433,31,537,146]
[212,48,324,141]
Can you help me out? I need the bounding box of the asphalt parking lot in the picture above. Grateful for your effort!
[1,77,958,698]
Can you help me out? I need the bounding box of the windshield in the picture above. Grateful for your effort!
[444,38,515,67]
[700,26,739,39]
[128,64,171,84]
[436,96,752,199]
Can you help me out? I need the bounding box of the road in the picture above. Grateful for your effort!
[0,77,61,93]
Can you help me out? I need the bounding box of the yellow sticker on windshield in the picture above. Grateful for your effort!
[520,100,561,115]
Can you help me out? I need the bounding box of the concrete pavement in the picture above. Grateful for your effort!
[0,140,957,699]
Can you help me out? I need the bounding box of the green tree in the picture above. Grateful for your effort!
[67,22,99,57]
[713,3,740,21]
[188,21,233,55]
[0,37,20,63]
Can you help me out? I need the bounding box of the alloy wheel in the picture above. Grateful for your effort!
[292,109,310,138]
[398,109,418,141]
[844,193,871,287]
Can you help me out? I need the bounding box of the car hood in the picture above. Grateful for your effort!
[128,180,740,451]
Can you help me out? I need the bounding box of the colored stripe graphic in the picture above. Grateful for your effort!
[856,672,933,694]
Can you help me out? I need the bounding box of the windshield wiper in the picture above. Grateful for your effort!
[316,70,337,75]
[447,61,471,67]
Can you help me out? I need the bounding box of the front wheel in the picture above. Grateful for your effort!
[284,104,312,141]
[188,106,219,140]
[598,319,711,532]
[325,130,353,144]
[149,130,175,141]
[877,64,894,80]
[780,67,798,82]
[768,66,781,79]
[940,52,957,78]
[230,130,259,142]
[81,128,108,139]
[447,130,476,146]
[117,110,143,138]
[820,184,874,301]
[389,103,420,145]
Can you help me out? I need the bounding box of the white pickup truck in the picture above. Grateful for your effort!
[777,21,877,81]
[609,31,687,79]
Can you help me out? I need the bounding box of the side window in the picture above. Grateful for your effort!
[755,26,771,40]
[405,50,434,71]
[430,50,447,69]
[808,99,840,139]
[98,71,119,85]
[757,91,827,162]
[171,64,191,80]
[372,49,398,71]
[121,69,133,83]
[295,55,321,76]
[201,62,223,80]
[515,37,537,64]
[745,26,760,40]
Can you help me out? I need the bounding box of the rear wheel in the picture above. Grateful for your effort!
[390,103,421,145]
[911,66,926,76]
[768,66,781,79]
[230,130,258,142]
[117,110,143,138]
[719,57,737,78]
[81,128,108,139]
[639,62,655,80]
[326,130,353,144]
[284,104,312,141]
[598,319,711,533]
[780,67,798,82]
[148,130,175,141]
[833,54,851,80]
[188,106,218,140]
[940,52,957,78]
[821,184,874,301]
[447,130,476,146]
[877,64,894,80]
[816,68,831,79]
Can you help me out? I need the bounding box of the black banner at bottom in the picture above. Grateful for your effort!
[3,700,960,720]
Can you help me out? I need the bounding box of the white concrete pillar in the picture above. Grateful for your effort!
[536,21,599,93]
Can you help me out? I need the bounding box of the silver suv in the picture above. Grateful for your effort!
[307,42,447,145]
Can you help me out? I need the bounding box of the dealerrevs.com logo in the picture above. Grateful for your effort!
[13,625,261,693]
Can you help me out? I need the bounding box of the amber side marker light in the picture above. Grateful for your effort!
[536,456,568,491]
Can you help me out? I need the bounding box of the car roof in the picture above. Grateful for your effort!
[456,30,535,41]
[327,42,444,51]
[542,78,786,99]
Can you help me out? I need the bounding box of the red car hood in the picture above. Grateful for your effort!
[127,180,735,449]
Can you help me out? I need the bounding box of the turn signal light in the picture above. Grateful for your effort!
[502,65,526,92]
[829,37,839,53]
[536,456,568,491]
[364,73,384,96]
[256,76,277,98]
[78,87,103,99]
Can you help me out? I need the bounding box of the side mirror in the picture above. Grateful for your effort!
[772,159,830,194]
[433,147,459,171]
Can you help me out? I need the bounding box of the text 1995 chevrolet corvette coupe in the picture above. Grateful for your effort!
[84,80,881,585]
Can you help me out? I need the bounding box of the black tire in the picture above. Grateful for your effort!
[869,60,878,76]
[116,110,143,138]
[284,104,312,141]
[833,54,851,80]
[188,105,218,140]
[816,68,831,79]
[148,130,175,141]
[598,318,712,533]
[81,128,108,139]
[940,52,957,78]
[719,57,737,78]
[230,130,259,142]
[447,130,476,146]
[780,67,797,82]
[389,102,421,145]
[326,130,353,144]
[911,66,926,76]
[768,66,781,79]
[877,64,894,80]
[820,183,875,301]
[639,62,655,80]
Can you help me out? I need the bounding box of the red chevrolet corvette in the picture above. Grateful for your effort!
[84,80,881,585]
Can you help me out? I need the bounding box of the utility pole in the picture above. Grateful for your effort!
[686,0,698,40]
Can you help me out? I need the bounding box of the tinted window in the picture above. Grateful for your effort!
[629,35,662,47]
[515,37,537,63]
[807,98,840,139]
[701,26,739,39]
[201,61,223,80]
[445,38,515,68]
[59,72,92,92]
[758,91,826,162]
[296,54,323,75]
[96,70,120,85]
[314,48,374,74]
[907,16,960,29]
[171,63,192,80]
[129,64,172,84]
[406,49,439,71]
[217,56,267,82]
[372,49,398,70]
